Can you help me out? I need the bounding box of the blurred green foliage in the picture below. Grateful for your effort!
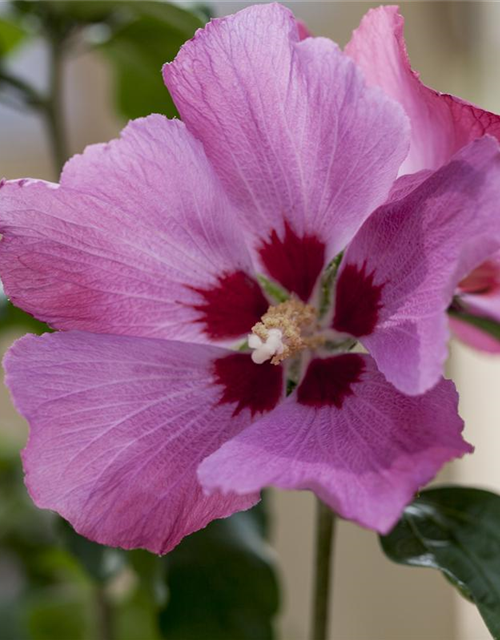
[0,443,278,640]
[0,16,27,55]
[98,5,203,120]
[0,0,208,121]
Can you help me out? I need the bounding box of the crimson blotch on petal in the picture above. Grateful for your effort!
[296,355,364,408]
[214,353,284,416]
[332,262,384,338]
[191,271,269,340]
[258,223,326,302]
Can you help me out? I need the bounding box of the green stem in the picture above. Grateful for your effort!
[311,499,337,640]
[95,585,115,640]
[319,252,343,319]
[44,36,68,174]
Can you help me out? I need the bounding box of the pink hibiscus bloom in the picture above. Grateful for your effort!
[346,4,500,353]
[2,4,500,554]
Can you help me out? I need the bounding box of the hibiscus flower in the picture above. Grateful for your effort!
[346,4,500,352]
[2,4,500,554]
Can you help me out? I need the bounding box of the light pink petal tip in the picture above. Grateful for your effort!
[333,136,500,395]
[458,254,500,327]
[199,354,471,535]
[3,332,284,553]
[0,115,265,344]
[346,5,500,174]
[164,3,409,301]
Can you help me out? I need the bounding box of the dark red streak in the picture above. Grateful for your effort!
[191,270,269,340]
[333,261,384,337]
[297,355,365,409]
[214,353,283,416]
[258,222,326,302]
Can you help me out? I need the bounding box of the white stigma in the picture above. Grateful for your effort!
[248,328,285,364]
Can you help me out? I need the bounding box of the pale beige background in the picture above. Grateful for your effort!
[1,2,499,639]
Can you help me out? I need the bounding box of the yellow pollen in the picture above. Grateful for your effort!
[250,298,322,365]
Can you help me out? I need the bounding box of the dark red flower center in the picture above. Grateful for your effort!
[258,222,326,302]
[191,270,269,340]
[297,355,365,408]
[333,262,384,337]
[214,353,283,416]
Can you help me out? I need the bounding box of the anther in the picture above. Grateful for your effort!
[248,298,319,365]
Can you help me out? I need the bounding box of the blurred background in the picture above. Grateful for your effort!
[1,2,499,639]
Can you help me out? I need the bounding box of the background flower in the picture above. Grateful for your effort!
[346,4,500,354]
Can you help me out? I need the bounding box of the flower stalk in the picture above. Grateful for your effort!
[311,499,337,640]
[44,35,68,175]
[95,585,115,640]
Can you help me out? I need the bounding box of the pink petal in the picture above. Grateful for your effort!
[449,316,500,354]
[164,4,409,300]
[0,116,264,342]
[457,253,500,324]
[333,136,500,395]
[199,355,471,534]
[460,290,500,325]
[459,255,500,296]
[5,332,283,553]
[346,5,500,174]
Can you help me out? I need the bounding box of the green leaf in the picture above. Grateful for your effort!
[0,17,27,56]
[160,503,280,640]
[97,2,205,120]
[380,486,500,639]
[448,308,500,343]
